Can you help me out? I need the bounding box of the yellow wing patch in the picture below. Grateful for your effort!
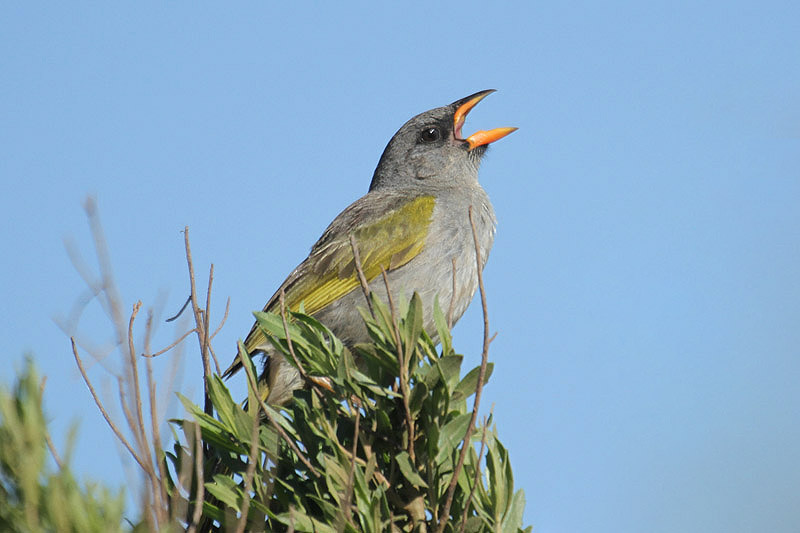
[284,195,435,315]
[242,195,434,355]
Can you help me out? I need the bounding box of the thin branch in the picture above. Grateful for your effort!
[201,264,214,380]
[379,269,402,348]
[349,234,373,316]
[61,238,106,333]
[116,376,144,456]
[207,343,222,377]
[183,227,213,420]
[71,338,148,470]
[144,310,169,524]
[65,200,190,530]
[239,344,321,478]
[458,416,489,533]
[235,399,262,533]
[279,290,307,381]
[209,296,231,341]
[436,206,492,532]
[183,228,201,335]
[126,302,149,461]
[171,438,191,527]
[380,269,415,463]
[117,381,137,436]
[337,402,361,532]
[166,295,192,322]
[143,328,198,358]
[85,197,127,346]
[186,421,205,533]
[38,377,64,470]
[63,236,103,302]
[448,257,457,329]
[316,409,390,487]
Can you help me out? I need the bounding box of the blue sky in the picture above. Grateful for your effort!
[2,2,799,531]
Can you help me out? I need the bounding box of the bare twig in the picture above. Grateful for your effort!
[38,377,64,470]
[166,295,192,322]
[182,227,215,419]
[349,234,373,316]
[379,269,402,348]
[85,198,127,345]
[186,421,205,533]
[235,398,262,533]
[207,343,222,378]
[125,307,165,528]
[320,407,388,484]
[202,264,214,379]
[183,230,203,357]
[337,403,361,532]
[448,257,457,329]
[239,344,321,477]
[316,410,391,487]
[279,290,307,381]
[65,202,213,531]
[144,310,169,525]
[126,302,150,463]
[116,377,143,454]
[458,416,489,533]
[209,297,231,341]
[436,206,492,533]
[278,291,332,398]
[62,237,103,303]
[171,432,191,526]
[60,239,106,335]
[143,328,198,358]
[71,338,148,470]
[380,269,415,463]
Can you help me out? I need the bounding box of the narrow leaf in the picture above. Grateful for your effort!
[396,451,428,488]
[452,362,494,403]
[436,412,472,465]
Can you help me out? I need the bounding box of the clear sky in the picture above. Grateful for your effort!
[2,3,799,532]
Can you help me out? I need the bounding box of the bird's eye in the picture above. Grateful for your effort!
[420,127,441,143]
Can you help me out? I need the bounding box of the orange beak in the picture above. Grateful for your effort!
[453,89,517,150]
[465,127,518,150]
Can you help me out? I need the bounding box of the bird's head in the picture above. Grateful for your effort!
[369,90,516,193]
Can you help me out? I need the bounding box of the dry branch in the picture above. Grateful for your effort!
[436,206,493,532]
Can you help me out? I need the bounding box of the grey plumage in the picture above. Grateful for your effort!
[224,90,514,405]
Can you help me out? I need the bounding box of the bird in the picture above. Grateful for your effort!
[222,90,516,405]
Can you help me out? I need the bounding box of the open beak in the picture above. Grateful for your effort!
[453,89,518,150]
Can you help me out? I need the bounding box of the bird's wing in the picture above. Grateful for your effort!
[223,193,435,378]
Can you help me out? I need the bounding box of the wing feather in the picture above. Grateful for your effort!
[231,194,435,369]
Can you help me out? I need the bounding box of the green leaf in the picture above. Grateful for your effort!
[436,412,472,465]
[452,362,494,403]
[176,394,222,431]
[369,293,396,343]
[274,510,337,533]
[395,451,428,488]
[253,310,288,338]
[409,380,429,415]
[486,433,511,520]
[402,292,424,362]
[501,489,526,533]
[205,474,242,512]
[433,296,453,355]
[162,288,530,532]
[414,360,441,390]
[463,516,484,532]
[205,374,238,430]
[435,355,464,393]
